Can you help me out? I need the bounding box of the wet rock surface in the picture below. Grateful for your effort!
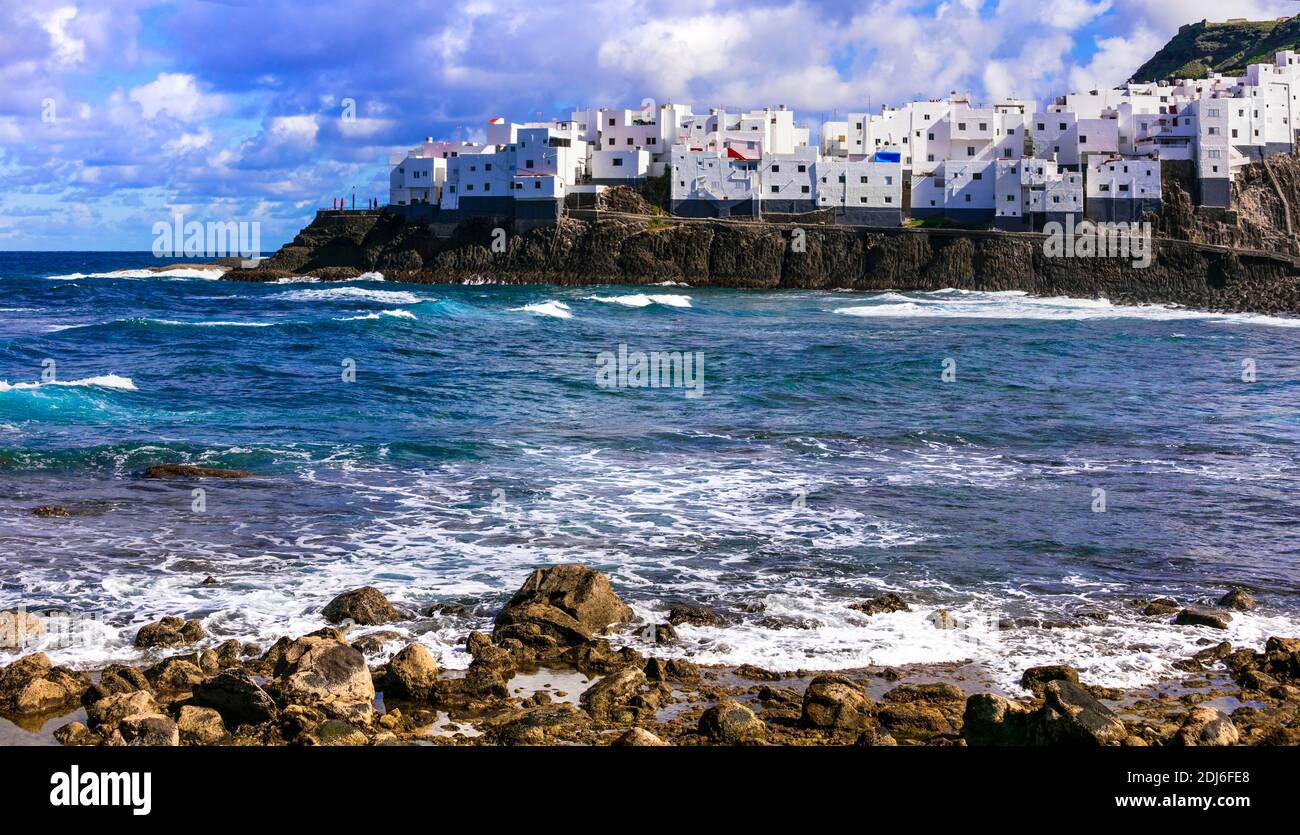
[5,565,1300,748]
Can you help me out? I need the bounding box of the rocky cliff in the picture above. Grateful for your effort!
[1133,15,1300,81]
[225,169,1300,316]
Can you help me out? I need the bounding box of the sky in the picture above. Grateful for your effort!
[1,0,1296,251]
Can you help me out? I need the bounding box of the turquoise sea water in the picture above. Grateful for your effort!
[2,251,1299,687]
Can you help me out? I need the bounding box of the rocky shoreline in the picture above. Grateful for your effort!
[3,565,1297,747]
[212,156,1300,317]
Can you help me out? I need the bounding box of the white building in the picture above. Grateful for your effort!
[993,159,1083,230]
[1084,154,1163,221]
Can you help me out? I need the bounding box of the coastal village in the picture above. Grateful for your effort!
[388,47,1300,232]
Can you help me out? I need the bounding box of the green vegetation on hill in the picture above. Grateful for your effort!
[1132,15,1300,82]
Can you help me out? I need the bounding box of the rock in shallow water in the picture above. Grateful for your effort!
[501,564,633,634]
[321,586,400,626]
[134,615,205,648]
[1175,606,1233,629]
[801,674,872,731]
[384,643,439,700]
[699,699,766,744]
[1218,589,1256,611]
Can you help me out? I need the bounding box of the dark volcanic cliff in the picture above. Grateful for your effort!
[225,159,1300,316]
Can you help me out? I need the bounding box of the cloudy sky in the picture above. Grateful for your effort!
[1,0,1295,250]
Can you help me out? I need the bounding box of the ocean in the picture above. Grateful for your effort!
[2,251,1299,690]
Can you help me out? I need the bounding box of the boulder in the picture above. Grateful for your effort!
[800,674,872,731]
[0,609,44,650]
[494,602,593,651]
[667,605,725,627]
[961,693,1035,746]
[191,670,277,725]
[271,634,375,705]
[1175,606,1232,630]
[580,666,659,723]
[1142,597,1180,616]
[84,664,150,703]
[734,663,782,682]
[0,653,88,714]
[1171,706,1239,746]
[849,593,910,616]
[177,705,227,745]
[1218,589,1256,611]
[321,587,400,626]
[119,714,180,746]
[133,615,206,648]
[500,564,633,634]
[876,683,966,740]
[385,643,440,700]
[215,640,244,668]
[927,608,958,629]
[32,505,70,518]
[86,690,160,731]
[144,658,206,691]
[53,721,98,746]
[1020,665,1080,697]
[1033,680,1127,746]
[699,699,766,744]
[612,727,670,746]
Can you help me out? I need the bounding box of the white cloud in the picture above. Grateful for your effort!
[38,5,86,67]
[129,73,224,122]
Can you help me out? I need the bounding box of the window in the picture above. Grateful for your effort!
[973,172,982,180]
[979,123,987,131]
[534,181,541,189]
[1079,135,1088,144]
[608,117,616,126]
[607,138,615,146]
[1037,122,1045,131]
[1118,184,1129,192]
[965,194,972,202]
[1053,195,1061,203]
[928,154,935,162]
[797,164,806,172]
[884,196,893,204]
[612,158,624,167]
[1006,194,1014,202]
[1099,184,1110,192]
[449,185,456,193]
[966,147,975,156]
[647,137,656,144]
[801,185,810,193]
[483,183,490,192]
[627,137,634,145]
[928,132,935,141]
[484,163,492,171]
[466,184,473,191]
[860,196,868,203]
[526,160,534,168]
[772,186,781,194]
[958,123,966,131]
[1059,123,1067,131]
[772,164,780,172]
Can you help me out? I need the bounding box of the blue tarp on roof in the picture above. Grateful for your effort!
[872,151,902,163]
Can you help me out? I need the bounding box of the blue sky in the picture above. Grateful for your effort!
[1,0,1294,250]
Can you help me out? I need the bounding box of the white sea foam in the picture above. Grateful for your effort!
[152,319,276,328]
[513,300,573,318]
[45,267,227,281]
[356,271,386,281]
[0,374,137,393]
[833,289,1300,328]
[586,293,692,308]
[273,287,422,304]
[337,309,418,321]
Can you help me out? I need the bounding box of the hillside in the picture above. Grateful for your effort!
[1132,15,1300,81]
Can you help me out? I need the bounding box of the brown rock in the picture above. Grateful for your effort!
[801,674,872,731]
[699,699,766,744]
[1171,706,1239,746]
[119,714,180,746]
[1218,589,1256,611]
[1142,597,1180,616]
[271,634,375,705]
[133,616,205,648]
[321,586,400,626]
[1020,665,1081,696]
[612,727,669,746]
[86,690,160,731]
[1175,606,1232,630]
[385,643,440,699]
[579,666,659,723]
[31,505,70,518]
[191,669,277,724]
[667,605,725,627]
[144,657,205,691]
[848,593,909,616]
[177,705,227,745]
[501,564,633,634]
